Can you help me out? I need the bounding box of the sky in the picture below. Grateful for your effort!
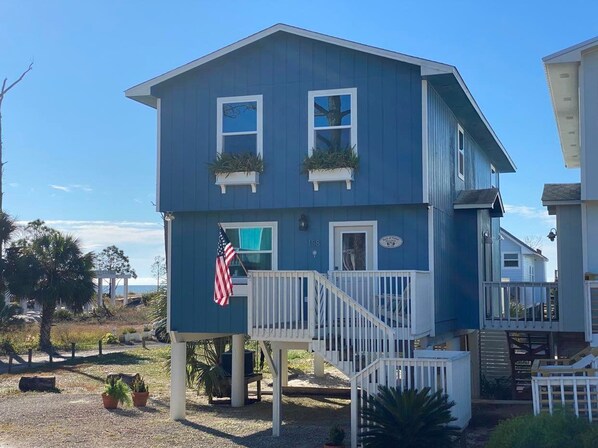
[1,0,596,283]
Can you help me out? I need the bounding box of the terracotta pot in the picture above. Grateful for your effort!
[132,391,149,407]
[102,393,118,409]
[324,444,344,448]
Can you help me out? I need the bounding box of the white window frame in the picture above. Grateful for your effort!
[502,252,520,269]
[308,87,357,156]
[490,164,498,188]
[457,124,465,181]
[220,221,278,274]
[216,95,263,157]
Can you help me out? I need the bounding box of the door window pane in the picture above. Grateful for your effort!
[342,232,366,271]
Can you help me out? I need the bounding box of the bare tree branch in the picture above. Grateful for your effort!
[0,62,33,102]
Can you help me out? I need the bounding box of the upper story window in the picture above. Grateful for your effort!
[503,253,519,269]
[491,164,498,188]
[308,88,357,155]
[221,222,277,278]
[457,124,465,180]
[217,95,263,156]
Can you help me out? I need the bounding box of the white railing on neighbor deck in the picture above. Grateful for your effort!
[329,270,433,338]
[532,375,598,422]
[482,282,559,330]
[585,281,598,342]
[350,350,471,448]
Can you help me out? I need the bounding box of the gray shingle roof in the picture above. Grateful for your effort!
[454,188,504,217]
[541,183,581,204]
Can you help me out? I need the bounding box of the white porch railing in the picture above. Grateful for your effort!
[482,282,559,330]
[585,281,598,343]
[532,375,598,421]
[350,350,471,448]
[329,270,433,338]
[247,271,399,375]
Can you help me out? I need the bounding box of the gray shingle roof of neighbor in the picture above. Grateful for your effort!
[454,188,504,217]
[541,183,581,204]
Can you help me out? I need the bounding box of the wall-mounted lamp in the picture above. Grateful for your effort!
[164,212,175,222]
[298,214,309,231]
[547,228,557,242]
[483,231,492,244]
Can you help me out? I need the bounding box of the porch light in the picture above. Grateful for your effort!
[164,212,175,222]
[298,214,309,231]
[547,228,557,242]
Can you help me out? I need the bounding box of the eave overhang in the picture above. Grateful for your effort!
[454,188,505,218]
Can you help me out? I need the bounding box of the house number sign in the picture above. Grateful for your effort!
[379,235,403,248]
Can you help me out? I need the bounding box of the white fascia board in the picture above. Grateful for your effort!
[543,36,598,64]
[450,67,516,172]
[544,61,581,167]
[125,23,454,108]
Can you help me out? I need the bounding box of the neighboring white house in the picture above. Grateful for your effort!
[500,228,548,283]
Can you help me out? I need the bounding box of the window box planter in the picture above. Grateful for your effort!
[308,168,354,191]
[215,171,259,194]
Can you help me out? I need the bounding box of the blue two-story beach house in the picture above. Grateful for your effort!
[126,24,515,444]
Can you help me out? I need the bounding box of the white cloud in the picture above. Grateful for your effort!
[504,204,555,226]
[49,184,70,192]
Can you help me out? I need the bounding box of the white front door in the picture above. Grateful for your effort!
[330,222,377,271]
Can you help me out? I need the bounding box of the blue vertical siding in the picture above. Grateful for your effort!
[170,205,429,334]
[155,32,423,213]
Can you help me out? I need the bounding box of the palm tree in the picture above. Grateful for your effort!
[5,221,95,351]
[0,211,16,294]
[359,386,459,448]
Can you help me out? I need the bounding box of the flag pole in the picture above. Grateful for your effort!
[218,223,248,276]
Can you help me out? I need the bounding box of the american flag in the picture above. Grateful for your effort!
[214,226,237,306]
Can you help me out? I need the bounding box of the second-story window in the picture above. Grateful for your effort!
[217,95,263,156]
[457,124,465,180]
[308,88,357,154]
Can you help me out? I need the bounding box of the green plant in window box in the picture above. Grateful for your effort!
[208,152,264,177]
[301,146,359,174]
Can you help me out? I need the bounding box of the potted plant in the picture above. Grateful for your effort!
[301,147,359,191]
[208,152,264,193]
[102,377,131,409]
[131,376,150,407]
[324,425,345,447]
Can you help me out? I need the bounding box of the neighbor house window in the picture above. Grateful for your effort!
[217,95,263,156]
[503,253,519,269]
[308,88,357,155]
[457,125,465,180]
[221,222,277,278]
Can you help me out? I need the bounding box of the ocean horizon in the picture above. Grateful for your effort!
[100,284,162,296]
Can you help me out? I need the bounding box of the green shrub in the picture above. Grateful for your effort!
[581,424,598,448]
[359,386,459,448]
[122,327,137,334]
[327,425,345,446]
[208,152,264,175]
[301,147,359,174]
[481,375,512,400]
[0,337,16,356]
[102,333,119,344]
[53,308,73,322]
[487,412,592,448]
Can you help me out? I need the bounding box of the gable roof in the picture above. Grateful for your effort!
[542,183,581,204]
[454,188,504,217]
[543,37,598,168]
[500,228,548,261]
[125,23,515,173]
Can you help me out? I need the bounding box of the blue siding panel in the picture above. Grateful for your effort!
[155,32,423,213]
[170,205,429,334]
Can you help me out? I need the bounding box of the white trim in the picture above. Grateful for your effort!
[582,202,589,285]
[125,23,452,107]
[156,98,161,210]
[428,206,435,337]
[216,95,263,157]
[502,252,520,269]
[308,87,357,155]
[166,217,172,332]
[422,80,429,203]
[477,211,485,330]
[328,220,378,272]
[457,124,465,181]
[220,221,278,271]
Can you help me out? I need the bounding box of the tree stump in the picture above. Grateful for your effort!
[19,376,56,392]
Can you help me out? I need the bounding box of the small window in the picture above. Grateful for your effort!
[217,95,263,156]
[491,164,498,188]
[221,222,277,278]
[503,253,519,269]
[457,125,465,180]
[308,88,357,154]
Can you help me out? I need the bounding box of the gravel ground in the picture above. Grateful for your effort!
[0,391,350,448]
